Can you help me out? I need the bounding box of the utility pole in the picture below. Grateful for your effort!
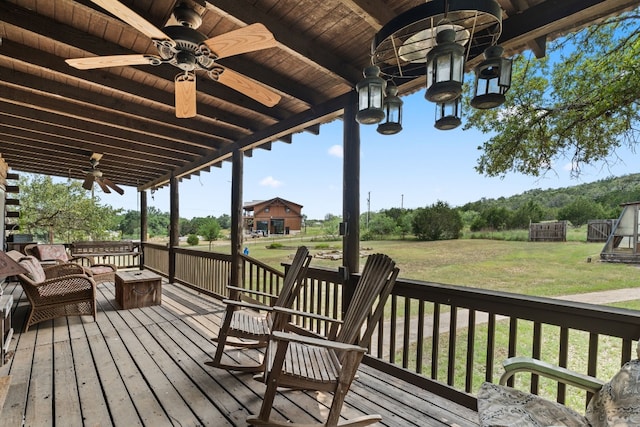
[367,191,371,229]
[401,194,404,209]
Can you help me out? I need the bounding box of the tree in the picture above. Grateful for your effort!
[321,214,341,240]
[557,197,606,227]
[198,218,220,250]
[19,175,120,242]
[411,201,463,241]
[465,11,640,178]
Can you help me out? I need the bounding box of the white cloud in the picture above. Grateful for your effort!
[328,145,343,158]
[260,176,283,188]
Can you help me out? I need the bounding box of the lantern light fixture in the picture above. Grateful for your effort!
[355,65,386,125]
[470,45,513,109]
[376,82,403,135]
[425,25,465,103]
[434,98,461,130]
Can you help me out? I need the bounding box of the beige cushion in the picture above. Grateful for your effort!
[586,359,640,427]
[18,256,46,283]
[477,381,589,426]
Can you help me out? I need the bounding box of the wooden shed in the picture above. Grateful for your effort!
[600,202,640,263]
[243,197,303,235]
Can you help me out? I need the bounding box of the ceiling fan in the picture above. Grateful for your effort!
[65,0,281,118]
[82,153,125,195]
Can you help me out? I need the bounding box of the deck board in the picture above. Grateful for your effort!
[0,278,479,426]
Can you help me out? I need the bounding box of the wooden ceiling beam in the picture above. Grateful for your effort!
[0,66,231,150]
[205,0,363,85]
[340,0,397,30]
[0,87,213,158]
[0,102,201,163]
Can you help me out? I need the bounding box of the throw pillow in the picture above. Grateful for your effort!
[18,256,46,283]
[586,359,640,427]
[477,381,589,427]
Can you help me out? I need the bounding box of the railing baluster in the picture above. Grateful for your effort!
[447,305,458,386]
[465,309,475,392]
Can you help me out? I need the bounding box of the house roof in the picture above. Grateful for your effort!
[243,197,303,211]
[1,0,636,192]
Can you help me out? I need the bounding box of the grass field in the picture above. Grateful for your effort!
[201,234,638,297]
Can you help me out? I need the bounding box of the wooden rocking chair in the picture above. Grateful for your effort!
[247,253,399,427]
[205,245,312,371]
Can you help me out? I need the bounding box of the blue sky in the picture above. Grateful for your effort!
[97,88,637,220]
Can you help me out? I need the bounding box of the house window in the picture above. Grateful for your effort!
[286,208,290,213]
[265,208,269,213]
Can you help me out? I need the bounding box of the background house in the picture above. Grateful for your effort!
[243,197,303,235]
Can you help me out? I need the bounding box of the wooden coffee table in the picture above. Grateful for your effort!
[115,270,162,309]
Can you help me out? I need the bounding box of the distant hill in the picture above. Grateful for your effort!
[462,173,640,212]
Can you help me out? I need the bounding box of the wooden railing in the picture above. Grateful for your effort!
[141,244,640,411]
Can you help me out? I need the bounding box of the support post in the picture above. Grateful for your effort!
[169,174,179,284]
[230,149,244,293]
[140,190,147,270]
[343,91,360,309]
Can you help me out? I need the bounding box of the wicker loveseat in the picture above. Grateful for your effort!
[7,251,97,331]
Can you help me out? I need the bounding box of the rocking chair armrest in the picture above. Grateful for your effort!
[499,356,605,393]
[273,306,344,326]
[222,298,274,312]
[271,331,367,353]
[226,285,278,301]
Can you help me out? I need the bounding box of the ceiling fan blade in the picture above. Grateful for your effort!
[66,54,160,70]
[90,153,104,162]
[102,178,125,195]
[216,68,281,107]
[82,174,95,191]
[175,72,197,118]
[203,23,277,59]
[95,177,111,194]
[90,0,172,42]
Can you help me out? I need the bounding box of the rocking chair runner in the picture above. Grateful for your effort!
[247,253,400,427]
[205,246,312,371]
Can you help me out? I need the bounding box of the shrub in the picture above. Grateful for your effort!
[186,234,199,246]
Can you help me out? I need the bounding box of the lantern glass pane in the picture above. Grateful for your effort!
[452,53,463,82]
[370,83,384,108]
[358,86,370,109]
[387,102,400,123]
[426,61,434,87]
[499,59,512,87]
[436,53,452,82]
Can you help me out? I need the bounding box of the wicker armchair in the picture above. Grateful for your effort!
[29,244,116,285]
[8,252,97,331]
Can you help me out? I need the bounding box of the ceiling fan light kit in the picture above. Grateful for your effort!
[82,153,124,195]
[357,0,513,132]
[66,0,280,118]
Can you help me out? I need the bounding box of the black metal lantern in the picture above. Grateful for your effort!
[470,46,512,109]
[377,83,403,135]
[434,98,461,130]
[425,27,465,103]
[356,65,386,124]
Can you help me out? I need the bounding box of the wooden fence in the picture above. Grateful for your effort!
[529,221,567,242]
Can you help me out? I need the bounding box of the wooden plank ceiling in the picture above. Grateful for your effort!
[0,0,636,192]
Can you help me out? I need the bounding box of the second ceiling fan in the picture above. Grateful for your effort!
[82,153,125,195]
[66,0,281,118]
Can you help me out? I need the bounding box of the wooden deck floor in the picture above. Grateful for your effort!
[0,278,479,426]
